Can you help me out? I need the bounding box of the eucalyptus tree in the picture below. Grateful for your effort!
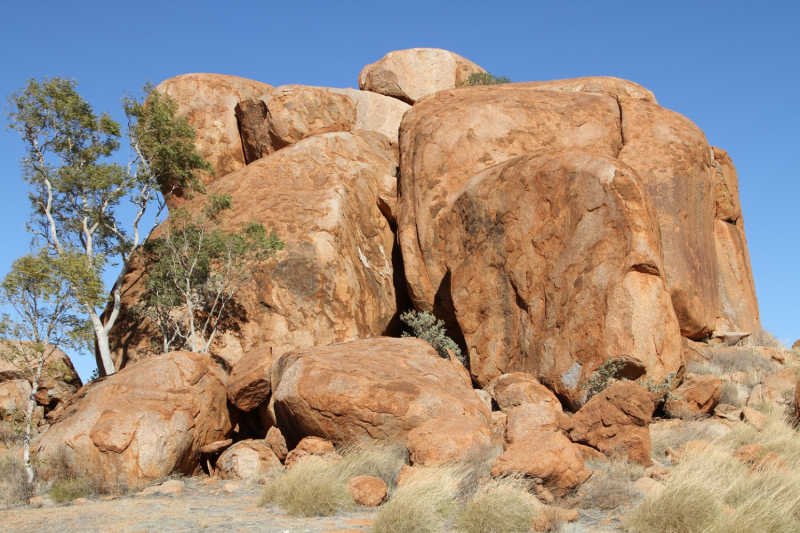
[6,78,212,375]
[0,251,92,484]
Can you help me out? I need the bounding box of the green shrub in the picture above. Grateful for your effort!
[458,72,512,87]
[400,310,464,364]
[49,477,97,503]
[582,357,627,399]
[454,481,538,533]
[259,459,353,517]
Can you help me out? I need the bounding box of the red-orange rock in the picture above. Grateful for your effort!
[618,100,718,338]
[216,440,281,479]
[565,381,657,466]
[37,352,232,487]
[491,429,590,495]
[441,151,683,403]
[714,219,761,333]
[398,84,622,313]
[347,476,388,507]
[733,444,764,464]
[227,346,273,412]
[406,416,492,466]
[747,368,799,412]
[0,379,31,415]
[109,132,400,370]
[525,76,658,104]
[154,74,273,192]
[266,426,288,461]
[664,373,723,419]
[359,48,485,104]
[284,436,339,468]
[271,338,491,446]
[484,373,562,413]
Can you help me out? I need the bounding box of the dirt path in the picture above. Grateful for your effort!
[1,477,379,533]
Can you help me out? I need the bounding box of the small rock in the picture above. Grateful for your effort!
[284,436,340,469]
[733,444,764,464]
[266,426,288,461]
[632,477,665,497]
[644,466,671,480]
[531,507,580,531]
[73,498,90,505]
[730,372,749,384]
[347,476,388,507]
[714,403,742,422]
[664,373,722,419]
[199,439,232,455]
[137,479,185,497]
[223,482,240,493]
[752,452,787,472]
[741,406,767,430]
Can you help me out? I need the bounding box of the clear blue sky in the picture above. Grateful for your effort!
[1,1,798,380]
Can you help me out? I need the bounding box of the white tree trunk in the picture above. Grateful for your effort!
[90,312,116,375]
[23,381,38,485]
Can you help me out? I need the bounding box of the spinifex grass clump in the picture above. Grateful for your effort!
[627,408,800,533]
[260,441,406,517]
[259,459,354,517]
[454,478,539,533]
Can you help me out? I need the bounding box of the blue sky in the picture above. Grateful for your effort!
[1,1,798,380]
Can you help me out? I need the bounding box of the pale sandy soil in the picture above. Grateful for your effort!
[1,476,626,533]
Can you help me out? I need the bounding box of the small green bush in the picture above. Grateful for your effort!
[458,72,512,87]
[582,357,627,399]
[259,460,353,517]
[400,310,465,364]
[49,477,97,503]
[454,482,538,533]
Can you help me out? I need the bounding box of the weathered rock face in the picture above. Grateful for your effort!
[0,343,81,388]
[265,426,288,461]
[664,373,722,419]
[491,429,590,496]
[565,381,657,466]
[526,77,658,104]
[109,132,400,371]
[271,337,491,446]
[618,100,718,338]
[406,416,492,466]
[216,440,281,479]
[712,148,760,332]
[359,48,485,104]
[237,86,410,165]
[154,73,274,194]
[398,84,623,312]
[0,379,31,415]
[37,352,232,488]
[442,151,683,402]
[227,346,273,412]
[748,368,798,413]
[484,373,563,413]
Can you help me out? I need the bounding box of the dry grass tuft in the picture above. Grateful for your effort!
[627,410,800,532]
[0,453,34,508]
[334,440,407,490]
[687,347,779,387]
[650,420,729,460]
[259,459,353,516]
[454,477,539,533]
[565,458,641,511]
[738,329,786,350]
[48,477,98,503]
[370,464,469,533]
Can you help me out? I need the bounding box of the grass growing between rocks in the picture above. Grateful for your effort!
[370,465,464,533]
[626,410,800,533]
[48,477,98,503]
[565,459,643,511]
[260,441,407,517]
[686,348,780,387]
[650,420,730,461]
[0,453,34,508]
[453,478,539,533]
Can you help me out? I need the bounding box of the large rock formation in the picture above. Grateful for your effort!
[441,150,683,403]
[37,352,232,488]
[154,73,274,194]
[711,147,760,332]
[270,337,491,446]
[359,48,485,104]
[237,85,410,164]
[617,100,719,338]
[108,131,401,370]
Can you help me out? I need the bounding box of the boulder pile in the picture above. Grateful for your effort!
[38,48,769,496]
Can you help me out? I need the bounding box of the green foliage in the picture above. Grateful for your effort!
[137,194,283,354]
[582,357,627,399]
[6,77,213,374]
[400,310,465,364]
[457,72,512,87]
[639,372,677,402]
[49,477,97,503]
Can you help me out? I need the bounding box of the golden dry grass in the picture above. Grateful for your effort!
[454,477,539,533]
[627,410,800,532]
